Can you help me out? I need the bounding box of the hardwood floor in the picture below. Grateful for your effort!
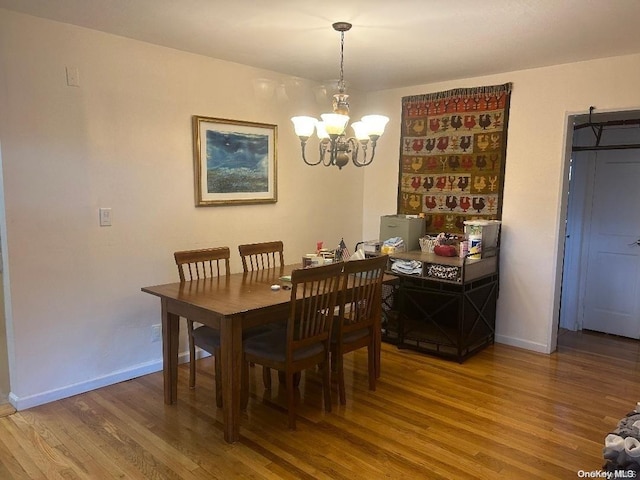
[1,330,639,479]
[0,403,15,418]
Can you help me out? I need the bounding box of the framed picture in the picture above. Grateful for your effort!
[192,116,278,206]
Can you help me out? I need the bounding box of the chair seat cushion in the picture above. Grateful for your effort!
[192,325,272,353]
[192,326,220,351]
[331,315,370,345]
[243,327,325,362]
[332,326,369,345]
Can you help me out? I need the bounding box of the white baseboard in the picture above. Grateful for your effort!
[495,334,551,354]
[8,349,211,411]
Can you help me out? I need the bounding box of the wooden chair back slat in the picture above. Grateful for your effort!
[339,255,388,333]
[288,262,343,353]
[174,247,231,281]
[238,241,284,272]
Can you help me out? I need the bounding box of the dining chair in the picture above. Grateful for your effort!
[174,247,230,407]
[238,240,285,387]
[332,255,388,405]
[243,262,343,429]
[173,246,262,409]
[238,241,284,272]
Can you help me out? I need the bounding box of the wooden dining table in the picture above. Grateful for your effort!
[141,262,395,443]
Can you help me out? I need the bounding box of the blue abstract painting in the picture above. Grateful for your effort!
[206,130,269,194]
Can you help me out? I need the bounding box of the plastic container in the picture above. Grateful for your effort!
[463,220,501,257]
[468,235,482,259]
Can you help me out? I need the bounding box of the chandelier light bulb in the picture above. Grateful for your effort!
[291,116,317,138]
[361,115,390,137]
[315,122,330,140]
[351,121,371,141]
[320,113,349,136]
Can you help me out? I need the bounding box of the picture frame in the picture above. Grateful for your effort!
[192,115,278,206]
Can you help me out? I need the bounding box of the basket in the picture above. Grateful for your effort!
[425,264,462,282]
[419,236,438,253]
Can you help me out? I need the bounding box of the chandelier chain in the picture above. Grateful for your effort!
[338,31,345,94]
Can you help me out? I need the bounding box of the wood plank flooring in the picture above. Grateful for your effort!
[1,330,639,479]
[0,403,15,418]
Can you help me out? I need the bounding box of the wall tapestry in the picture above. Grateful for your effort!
[398,83,512,234]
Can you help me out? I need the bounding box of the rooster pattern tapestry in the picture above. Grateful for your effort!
[398,83,512,234]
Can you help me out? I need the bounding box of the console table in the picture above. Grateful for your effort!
[386,250,499,362]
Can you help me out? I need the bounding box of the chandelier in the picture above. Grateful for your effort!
[291,22,389,169]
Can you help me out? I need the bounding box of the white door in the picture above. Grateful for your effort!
[582,150,640,337]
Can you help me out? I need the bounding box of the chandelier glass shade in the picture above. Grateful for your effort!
[291,22,389,169]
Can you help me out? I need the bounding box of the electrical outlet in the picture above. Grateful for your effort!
[151,324,162,343]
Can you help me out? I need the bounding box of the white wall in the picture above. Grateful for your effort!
[0,10,378,409]
[363,55,640,354]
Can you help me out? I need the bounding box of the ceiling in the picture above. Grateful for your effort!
[2,0,640,92]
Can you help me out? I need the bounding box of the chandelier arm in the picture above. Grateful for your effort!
[300,139,323,166]
[326,138,339,167]
[345,137,359,165]
[319,140,331,166]
[353,140,375,167]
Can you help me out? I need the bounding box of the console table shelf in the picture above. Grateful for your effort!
[386,250,499,362]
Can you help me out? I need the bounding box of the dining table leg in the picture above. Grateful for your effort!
[220,314,243,443]
[161,299,179,404]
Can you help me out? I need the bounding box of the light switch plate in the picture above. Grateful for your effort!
[66,66,80,87]
[99,208,112,226]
